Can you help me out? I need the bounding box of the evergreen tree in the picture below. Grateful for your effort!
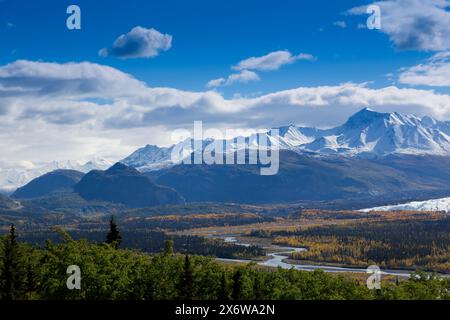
[0,225,22,300]
[232,269,243,300]
[179,255,194,300]
[164,239,174,255]
[253,272,263,299]
[219,272,229,300]
[106,216,122,249]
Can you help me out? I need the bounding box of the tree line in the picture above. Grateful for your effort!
[250,218,450,272]
[0,221,449,300]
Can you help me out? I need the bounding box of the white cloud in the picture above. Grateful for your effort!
[208,50,314,88]
[2,60,450,164]
[233,50,316,71]
[206,70,260,88]
[206,78,226,88]
[0,60,146,98]
[399,51,450,86]
[99,26,172,59]
[348,0,450,51]
[333,21,347,28]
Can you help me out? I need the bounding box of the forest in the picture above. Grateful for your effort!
[18,228,264,259]
[0,224,449,300]
[250,217,450,272]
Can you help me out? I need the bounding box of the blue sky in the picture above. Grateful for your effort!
[1,0,450,163]
[0,0,435,94]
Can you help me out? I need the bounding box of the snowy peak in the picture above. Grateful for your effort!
[274,125,321,148]
[8,110,450,193]
[120,109,450,172]
[343,107,387,128]
[121,144,176,171]
[341,108,424,130]
[121,138,218,172]
[302,109,450,156]
[82,157,114,171]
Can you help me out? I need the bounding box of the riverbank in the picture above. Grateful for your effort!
[217,236,447,278]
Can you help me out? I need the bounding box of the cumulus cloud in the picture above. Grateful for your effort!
[2,60,450,164]
[399,51,450,86]
[206,70,260,88]
[99,26,172,59]
[233,50,316,71]
[0,60,146,98]
[348,0,450,51]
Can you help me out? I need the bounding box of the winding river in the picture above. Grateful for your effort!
[218,237,415,277]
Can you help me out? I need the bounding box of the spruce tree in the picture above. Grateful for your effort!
[1,225,21,300]
[164,239,174,255]
[179,255,194,300]
[219,272,229,300]
[106,216,122,249]
[253,272,263,299]
[232,269,243,300]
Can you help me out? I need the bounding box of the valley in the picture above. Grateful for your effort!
[1,109,449,299]
[3,0,450,304]
[1,194,448,276]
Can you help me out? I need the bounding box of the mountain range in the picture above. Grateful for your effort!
[122,108,450,172]
[145,151,450,204]
[4,108,450,207]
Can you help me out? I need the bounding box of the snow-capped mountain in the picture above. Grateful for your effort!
[361,197,450,213]
[0,158,113,193]
[121,144,178,172]
[302,108,450,155]
[121,108,450,172]
[270,125,322,149]
[121,139,212,172]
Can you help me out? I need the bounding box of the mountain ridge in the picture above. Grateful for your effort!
[0,158,113,193]
[74,162,185,208]
[12,169,84,199]
[122,108,450,172]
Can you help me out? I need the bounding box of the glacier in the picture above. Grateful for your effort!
[361,197,450,213]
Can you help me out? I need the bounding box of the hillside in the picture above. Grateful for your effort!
[148,151,450,204]
[74,163,185,208]
[12,169,84,199]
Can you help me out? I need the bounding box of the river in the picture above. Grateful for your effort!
[217,237,415,277]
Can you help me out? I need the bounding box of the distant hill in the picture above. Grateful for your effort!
[74,163,185,208]
[12,169,84,199]
[148,151,450,204]
[0,158,112,194]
